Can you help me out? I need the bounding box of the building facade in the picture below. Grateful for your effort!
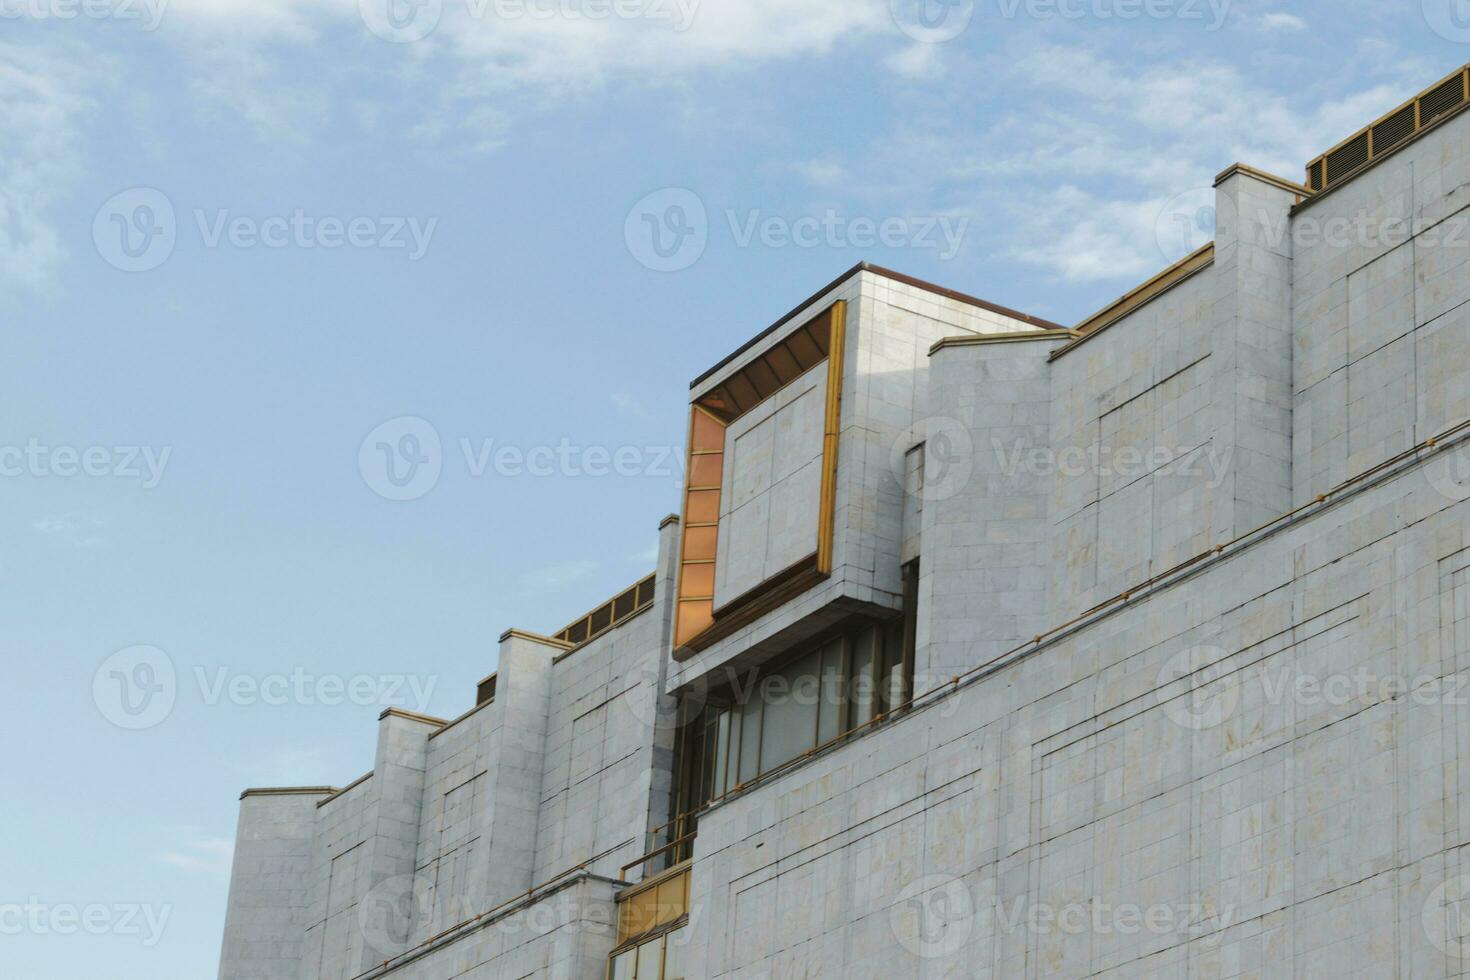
[219,64,1470,979]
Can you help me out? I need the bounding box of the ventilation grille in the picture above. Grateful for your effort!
[1306,64,1469,194]
[1371,104,1417,155]
[1325,132,1370,184]
[552,572,656,649]
[1421,74,1467,125]
[1307,159,1326,192]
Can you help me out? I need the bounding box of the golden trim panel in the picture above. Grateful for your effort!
[673,301,847,656]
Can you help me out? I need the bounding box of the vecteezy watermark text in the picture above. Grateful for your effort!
[0,0,167,29]
[623,188,970,272]
[93,645,439,730]
[359,0,699,44]
[891,0,1229,43]
[359,416,682,501]
[992,0,1229,29]
[890,873,1233,960]
[993,438,1233,488]
[0,900,172,947]
[0,440,171,488]
[94,188,438,273]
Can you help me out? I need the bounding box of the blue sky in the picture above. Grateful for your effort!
[2,0,1467,975]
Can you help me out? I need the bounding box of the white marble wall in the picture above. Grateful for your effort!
[684,454,1470,978]
[1292,112,1470,503]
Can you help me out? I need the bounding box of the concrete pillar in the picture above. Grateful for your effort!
[216,787,334,980]
[641,514,685,866]
[477,629,562,903]
[915,333,1067,697]
[1211,164,1299,538]
[353,709,440,972]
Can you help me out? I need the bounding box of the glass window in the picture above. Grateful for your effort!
[635,937,663,979]
[676,619,908,813]
[663,926,688,980]
[817,639,844,745]
[713,710,731,797]
[610,947,636,980]
[759,649,820,772]
[737,695,762,785]
[850,627,878,727]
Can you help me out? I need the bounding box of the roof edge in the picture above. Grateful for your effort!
[689,262,1063,389]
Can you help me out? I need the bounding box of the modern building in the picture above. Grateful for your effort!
[219,62,1470,979]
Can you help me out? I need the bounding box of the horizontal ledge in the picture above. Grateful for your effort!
[1214,161,1311,196]
[929,330,1079,356]
[379,707,448,726]
[316,771,374,807]
[498,628,576,650]
[240,786,338,801]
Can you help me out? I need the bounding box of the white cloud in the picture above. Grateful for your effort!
[803,42,1428,288]
[34,513,107,549]
[0,43,99,292]
[1258,11,1307,31]
[187,43,330,141]
[882,41,942,79]
[525,559,597,589]
[611,391,653,420]
[160,835,235,876]
[151,0,897,146]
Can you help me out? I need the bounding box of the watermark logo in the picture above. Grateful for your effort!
[890,874,974,959]
[889,874,1235,958]
[891,417,975,502]
[621,663,708,732]
[993,439,1233,489]
[193,667,438,712]
[0,0,169,27]
[360,875,435,956]
[94,188,176,273]
[1424,0,1470,42]
[1155,187,1219,261]
[93,645,177,730]
[1155,645,1237,731]
[1427,439,1470,504]
[360,417,443,501]
[1156,653,1470,732]
[626,188,969,271]
[994,0,1230,28]
[625,188,708,273]
[360,0,442,41]
[0,440,171,488]
[97,654,438,731]
[890,0,975,42]
[727,209,968,259]
[193,210,437,259]
[1424,875,1470,957]
[0,900,172,947]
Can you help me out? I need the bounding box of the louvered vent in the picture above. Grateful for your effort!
[1305,64,1470,195]
[1421,74,1466,125]
[1307,159,1325,192]
[1371,104,1417,155]
[1325,132,1370,184]
[552,572,656,649]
